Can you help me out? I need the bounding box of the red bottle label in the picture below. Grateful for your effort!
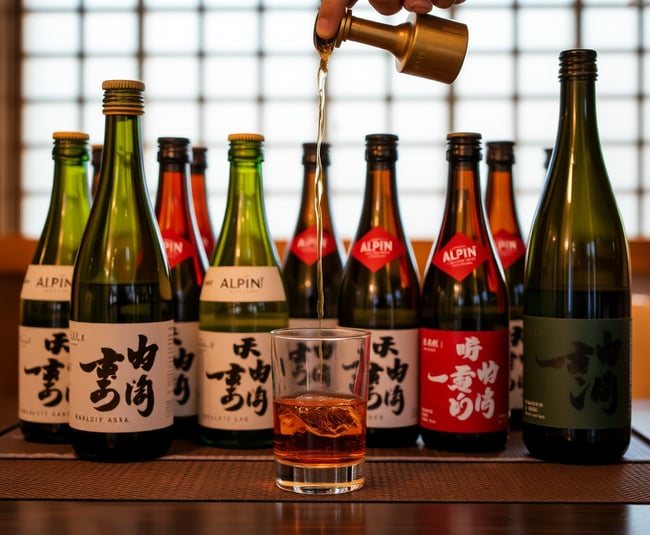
[432,232,489,281]
[492,229,525,269]
[419,328,509,433]
[289,225,337,266]
[350,227,405,272]
[161,229,194,269]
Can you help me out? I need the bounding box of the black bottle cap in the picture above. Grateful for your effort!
[302,142,331,166]
[157,137,192,164]
[447,132,482,162]
[486,141,515,165]
[365,133,398,162]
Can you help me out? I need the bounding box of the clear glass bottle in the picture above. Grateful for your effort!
[523,50,631,464]
[282,142,344,328]
[199,133,288,449]
[69,80,174,462]
[420,132,510,452]
[154,137,208,438]
[190,146,216,259]
[18,131,91,443]
[339,134,420,447]
[485,141,525,429]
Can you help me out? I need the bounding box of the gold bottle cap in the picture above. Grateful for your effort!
[52,131,89,141]
[228,133,265,142]
[102,79,145,116]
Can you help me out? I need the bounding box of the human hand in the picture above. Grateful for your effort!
[316,0,466,39]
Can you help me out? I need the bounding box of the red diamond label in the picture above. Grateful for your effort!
[161,229,193,269]
[289,225,337,266]
[491,229,525,269]
[351,227,405,272]
[433,232,489,281]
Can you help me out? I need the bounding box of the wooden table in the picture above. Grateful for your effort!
[2,398,650,534]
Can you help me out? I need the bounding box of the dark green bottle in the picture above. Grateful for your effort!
[523,50,631,464]
[19,131,91,443]
[199,133,288,449]
[69,80,174,462]
[339,134,420,447]
[282,142,344,328]
[154,137,208,438]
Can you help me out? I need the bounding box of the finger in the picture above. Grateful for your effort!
[368,0,402,16]
[316,0,355,39]
[404,0,434,13]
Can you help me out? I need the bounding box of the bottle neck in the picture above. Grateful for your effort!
[485,163,521,233]
[554,76,603,166]
[360,160,403,231]
[298,162,334,227]
[97,114,147,200]
[443,159,487,236]
[155,161,194,229]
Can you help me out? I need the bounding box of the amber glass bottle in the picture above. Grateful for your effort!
[190,146,216,259]
[420,132,509,452]
[283,142,344,328]
[339,134,420,447]
[485,141,525,429]
[154,137,208,437]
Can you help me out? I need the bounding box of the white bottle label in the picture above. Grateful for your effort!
[200,266,286,302]
[18,325,70,424]
[367,328,419,429]
[68,321,174,433]
[172,321,199,418]
[20,265,74,302]
[199,330,272,431]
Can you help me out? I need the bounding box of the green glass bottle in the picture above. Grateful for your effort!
[18,131,91,443]
[339,134,420,447]
[154,137,208,438]
[420,133,510,452]
[484,141,525,429]
[523,50,631,464]
[199,133,288,449]
[282,142,344,328]
[68,80,174,462]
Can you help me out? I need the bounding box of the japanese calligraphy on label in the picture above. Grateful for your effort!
[199,331,273,431]
[289,225,337,266]
[420,328,509,433]
[523,316,631,429]
[20,264,73,301]
[172,321,199,418]
[367,328,419,428]
[509,318,524,411]
[200,266,286,302]
[18,326,70,424]
[68,321,174,433]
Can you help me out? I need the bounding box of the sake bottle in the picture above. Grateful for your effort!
[523,49,631,464]
[18,131,91,443]
[199,133,288,449]
[154,137,208,438]
[339,134,420,447]
[68,80,174,462]
[420,132,510,452]
[484,141,525,429]
[282,142,344,328]
[190,146,217,258]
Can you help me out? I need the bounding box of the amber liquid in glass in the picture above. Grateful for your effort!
[274,394,366,465]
